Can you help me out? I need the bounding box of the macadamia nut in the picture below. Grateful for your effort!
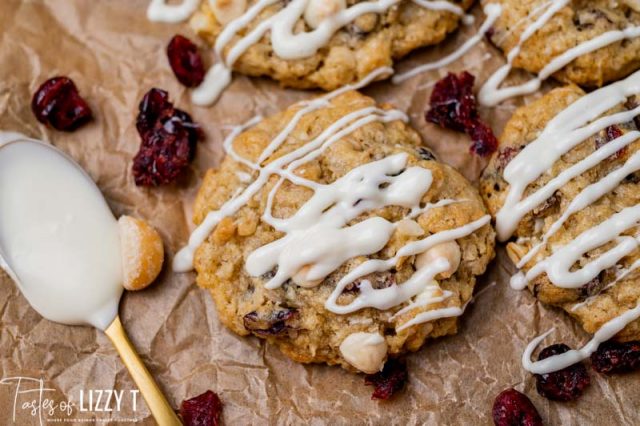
[118,216,164,291]
[292,265,323,288]
[414,241,461,279]
[396,219,425,237]
[339,332,388,374]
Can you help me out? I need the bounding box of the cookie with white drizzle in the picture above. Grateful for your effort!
[480,79,640,349]
[481,0,640,94]
[191,90,494,373]
[187,0,474,97]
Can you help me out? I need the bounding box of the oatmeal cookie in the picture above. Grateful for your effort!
[190,0,474,91]
[481,84,640,341]
[483,0,640,88]
[192,90,495,372]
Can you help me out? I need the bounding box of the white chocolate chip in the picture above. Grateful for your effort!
[339,332,388,374]
[209,0,247,25]
[292,265,323,288]
[414,241,461,279]
[414,281,443,305]
[396,219,424,237]
[303,0,347,29]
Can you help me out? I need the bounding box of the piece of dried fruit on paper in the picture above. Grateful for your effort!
[31,77,93,131]
[180,390,223,426]
[132,88,202,186]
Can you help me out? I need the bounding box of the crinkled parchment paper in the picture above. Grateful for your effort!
[1,1,639,424]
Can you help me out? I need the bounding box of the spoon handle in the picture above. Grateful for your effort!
[105,316,182,425]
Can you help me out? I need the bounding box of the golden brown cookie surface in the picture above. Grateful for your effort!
[193,91,495,371]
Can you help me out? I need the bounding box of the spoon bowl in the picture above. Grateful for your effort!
[0,136,181,425]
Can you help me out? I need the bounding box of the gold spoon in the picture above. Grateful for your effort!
[0,138,181,425]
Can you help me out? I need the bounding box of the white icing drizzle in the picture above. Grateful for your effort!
[492,70,640,373]
[524,299,640,374]
[479,0,640,106]
[392,3,502,84]
[411,0,474,25]
[147,0,200,22]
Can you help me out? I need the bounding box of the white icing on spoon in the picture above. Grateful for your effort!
[0,137,123,330]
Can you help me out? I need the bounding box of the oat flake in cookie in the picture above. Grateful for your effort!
[480,70,640,374]
[185,89,494,373]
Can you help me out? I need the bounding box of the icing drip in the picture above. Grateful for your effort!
[392,3,502,84]
[524,299,640,374]
[493,70,640,372]
[479,0,640,106]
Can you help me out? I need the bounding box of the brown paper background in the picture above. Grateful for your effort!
[1,1,639,424]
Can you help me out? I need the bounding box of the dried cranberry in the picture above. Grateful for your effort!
[591,340,640,374]
[364,358,407,400]
[425,72,498,157]
[467,120,499,157]
[132,88,202,186]
[595,125,627,160]
[492,388,543,426]
[496,145,523,171]
[426,72,476,132]
[243,309,298,336]
[534,344,590,402]
[31,77,92,131]
[180,390,223,426]
[167,35,205,87]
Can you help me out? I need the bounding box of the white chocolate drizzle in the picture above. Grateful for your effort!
[147,0,201,22]
[523,299,640,374]
[494,70,640,373]
[479,0,640,106]
[174,66,490,331]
